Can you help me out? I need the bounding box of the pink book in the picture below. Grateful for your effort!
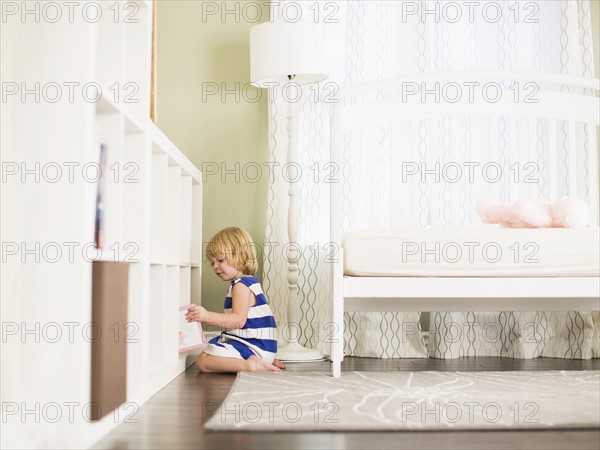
[179,304,207,352]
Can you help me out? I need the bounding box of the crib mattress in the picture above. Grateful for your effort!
[342,227,600,277]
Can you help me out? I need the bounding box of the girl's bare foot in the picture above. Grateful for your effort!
[246,355,281,372]
[273,359,286,370]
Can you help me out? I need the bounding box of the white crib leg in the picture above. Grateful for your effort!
[331,325,344,377]
[331,251,345,377]
[333,358,341,378]
[331,298,344,377]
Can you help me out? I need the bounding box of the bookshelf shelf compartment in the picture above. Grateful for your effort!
[167,165,182,263]
[180,176,193,264]
[122,133,147,259]
[150,152,168,263]
[149,264,167,370]
[165,266,180,363]
[191,182,203,265]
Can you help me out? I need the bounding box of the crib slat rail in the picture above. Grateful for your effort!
[344,277,600,312]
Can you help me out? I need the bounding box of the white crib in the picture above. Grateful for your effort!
[329,71,600,377]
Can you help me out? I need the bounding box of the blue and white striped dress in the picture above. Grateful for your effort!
[203,276,278,363]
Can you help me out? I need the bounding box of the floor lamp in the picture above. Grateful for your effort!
[250,21,328,361]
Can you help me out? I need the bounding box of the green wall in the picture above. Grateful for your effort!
[157,0,270,312]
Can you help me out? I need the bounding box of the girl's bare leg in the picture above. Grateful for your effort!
[196,353,281,373]
[196,353,246,373]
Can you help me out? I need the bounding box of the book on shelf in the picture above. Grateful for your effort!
[179,304,207,352]
[94,143,108,249]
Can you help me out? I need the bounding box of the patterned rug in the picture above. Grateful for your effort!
[205,370,600,431]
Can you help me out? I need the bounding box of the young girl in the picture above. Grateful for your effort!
[185,227,285,372]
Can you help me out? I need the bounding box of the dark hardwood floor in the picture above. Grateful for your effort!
[92,357,600,450]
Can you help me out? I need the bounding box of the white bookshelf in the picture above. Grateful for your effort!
[0,2,202,448]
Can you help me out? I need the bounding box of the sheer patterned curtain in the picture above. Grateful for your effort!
[262,0,598,359]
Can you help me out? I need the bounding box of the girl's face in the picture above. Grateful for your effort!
[209,254,241,281]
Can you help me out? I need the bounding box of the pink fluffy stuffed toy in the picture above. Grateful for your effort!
[476,196,590,228]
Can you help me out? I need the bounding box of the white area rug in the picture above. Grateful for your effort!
[205,370,600,431]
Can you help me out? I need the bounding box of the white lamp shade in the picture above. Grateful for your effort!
[250,21,328,87]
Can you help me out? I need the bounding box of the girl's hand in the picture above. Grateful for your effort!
[185,304,208,322]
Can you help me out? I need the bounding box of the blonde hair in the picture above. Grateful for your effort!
[206,227,258,275]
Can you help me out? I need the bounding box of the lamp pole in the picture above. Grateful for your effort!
[275,76,323,361]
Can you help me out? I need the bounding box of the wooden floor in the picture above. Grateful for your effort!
[92,357,600,450]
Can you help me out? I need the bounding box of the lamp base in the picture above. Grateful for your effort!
[276,342,323,362]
